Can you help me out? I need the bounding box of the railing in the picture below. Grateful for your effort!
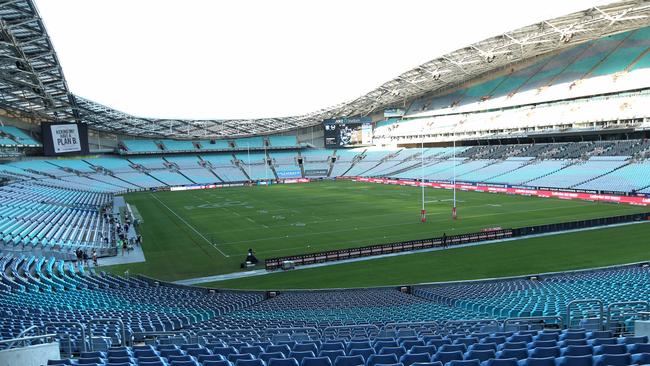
[566,299,604,330]
[606,301,650,335]
[88,318,126,349]
[0,334,56,350]
[503,316,565,331]
[265,229,512,270]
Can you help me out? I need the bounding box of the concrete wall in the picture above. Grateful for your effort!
[0,342,60,366]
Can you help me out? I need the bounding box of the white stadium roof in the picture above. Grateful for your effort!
[1,0,649,138]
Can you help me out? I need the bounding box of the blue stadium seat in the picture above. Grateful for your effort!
[480,359,518,366]
[399,353,431,366]
[465,349,496,362]
[592,353,631,366]
[270,358,301,366]
[349,348,375,361]
[334,355,365,366]
[432,351,463,364]
[302,357,333,366]
[366,354,399,366]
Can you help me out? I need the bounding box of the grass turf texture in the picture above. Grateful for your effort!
[203,223,650,289]
[102,180,649,282]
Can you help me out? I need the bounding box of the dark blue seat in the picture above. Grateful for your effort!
[592,353,631,366]
[622,336,648,344]
[349,348,375,361]
[470,344,496,352]
[270,358,300,366]
[334,355,365,366]
[440,345,467,353]
[348,342,372,353]
[322,343,346,352]
[483,337,506,346]
[409,345,438,356]
[427,340,451,349]
[240,346,265,357]
[587,332,612,340]
[431,351,463,365]
[170,360,199,366]
[411,363,441,366]
[135,349,159,358]
[496,349,528,360]
[379,347,407,359]
[401,340,425,350]
[366,354,399,366]
[399,352,431,366]
[562,346,593,357]
[528,341,556,349]
[448,360,480,366]
[268,345,294,358]
[291,351,317,364]
[213,346,239,358]
[160,348,184,358]
[517,357,555,366]
[237,359,266,366]
[228,353,255,363]
[302,357,333,366]
[80,351,106,359]
[593,344,627,355]
[628,343,650,354]
[262,352,288,364]
[107,356,135,364]
[554,355,593,366]
[500,343,527,351]
[560,340,588,348]
[464,349,496,362]
[529,347,560,358]
[295,344,319,354]
[320,350,346,363]
[48,359,74,365]
[561,332,586,341]
[204,361,233,366]
[480,359,518,366]
[589,338,617,346]
[199,355,227,363]
[374,341,400,353]
[508,336,533,344]
[455,338,479,347]
[138,362,166,366]
[77,357,105,365]
[631,352,650,364]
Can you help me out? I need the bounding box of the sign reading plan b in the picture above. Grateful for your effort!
[41,122,89,156]
[51,124,81,153]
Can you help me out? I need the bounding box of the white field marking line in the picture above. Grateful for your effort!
[205,203,639,248]
[149,193,230,258]
[203,200,600,237]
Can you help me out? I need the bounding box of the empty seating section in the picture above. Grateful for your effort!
[456,159,531,183]
[0,183,112,251]
[129,157,168,170]
[122,140,161,153]
[199,140,232,151]
[149,171,194,186]
[161,140,197,152]
[273,152,302,178]
[269,136,299,148]
[202,155,248,182]
[180,168,220,184]
[0,126,40,146]
[235,153,274,180]
[29,264,650,366]
[236,137,265,149]
[301,151,333,178]
[577,161,650,192]
[329,150,362,177]
[526,159,627,189]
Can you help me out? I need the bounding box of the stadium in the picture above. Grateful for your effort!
[2,0,650,365]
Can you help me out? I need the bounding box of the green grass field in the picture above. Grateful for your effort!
[201,222,650,289]
[102,180,650,283]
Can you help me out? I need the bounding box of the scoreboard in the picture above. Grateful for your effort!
[323,117,372,148]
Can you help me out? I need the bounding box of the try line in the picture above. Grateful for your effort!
[149,193,230,258]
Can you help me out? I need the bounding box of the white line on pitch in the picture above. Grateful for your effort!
[150,193,229,257]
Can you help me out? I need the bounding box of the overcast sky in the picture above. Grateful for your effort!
[35,0,613,120]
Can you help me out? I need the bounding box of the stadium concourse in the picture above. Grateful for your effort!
[4,0,650,365]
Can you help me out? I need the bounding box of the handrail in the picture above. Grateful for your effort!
[195,329,259,343]
[443,319,499,333]
[566,299,604,330]
[263,327,320,335]
[44,322,87,353]
[382,321,438,331]
[0,333,56,349]
[132,330,192,344]
[503,316,565,331]
[322,324,380,334]
[88,318,127,349]
[606,301,650,332]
